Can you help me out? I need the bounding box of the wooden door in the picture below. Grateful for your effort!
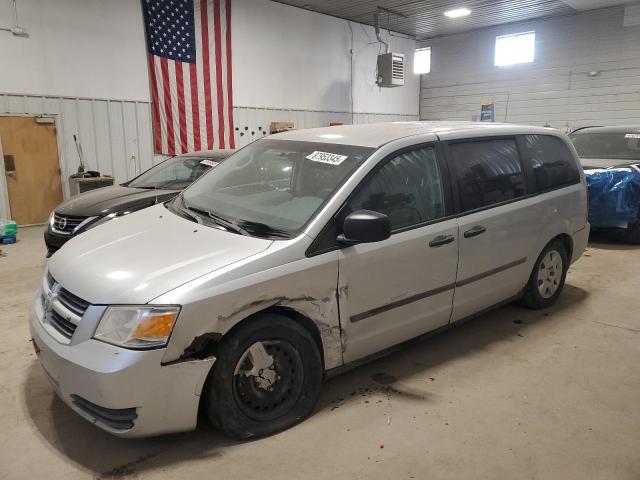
[0,116,63,225]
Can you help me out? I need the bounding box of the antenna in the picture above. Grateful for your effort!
[73,134,86,175]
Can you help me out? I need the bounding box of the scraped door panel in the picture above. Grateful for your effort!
[338,219,459,363]
[336,145,459,363]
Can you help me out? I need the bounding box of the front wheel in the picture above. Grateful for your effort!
[520,240,568,309]
[204,314,323,439]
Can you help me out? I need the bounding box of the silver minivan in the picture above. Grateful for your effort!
[30,122,589,439]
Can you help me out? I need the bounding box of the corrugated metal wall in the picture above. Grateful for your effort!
[1,93,156,201]
[419,6,640,131]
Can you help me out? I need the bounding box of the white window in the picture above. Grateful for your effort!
[414,47,431,74]
[494,31,535,66]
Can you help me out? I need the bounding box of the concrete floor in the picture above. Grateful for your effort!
[0,226,638,480]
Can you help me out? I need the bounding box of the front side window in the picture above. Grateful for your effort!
[179,139,374,237]
[129,156,216,189]
[450,139,525,212]
[522,135,580,191]
[570,131,640,161]
[346,147,445,231]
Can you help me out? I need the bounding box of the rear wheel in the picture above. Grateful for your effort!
[204,314,323,439]
[520,240,568,309]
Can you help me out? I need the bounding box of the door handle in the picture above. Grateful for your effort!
[464,225,486,238]
[429,234,455,247]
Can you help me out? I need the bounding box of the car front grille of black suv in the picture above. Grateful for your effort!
[52,213,88,235]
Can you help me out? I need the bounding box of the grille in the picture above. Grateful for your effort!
[58,288,90,317]
[46,271,55,289]
[42,273,90,341]
[49,310,77,339]
[52,213,88,234]
[71,395,138,430]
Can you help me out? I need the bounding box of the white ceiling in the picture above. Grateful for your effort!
[274,0,635,38]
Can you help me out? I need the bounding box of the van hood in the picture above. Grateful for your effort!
[48,204,273,304]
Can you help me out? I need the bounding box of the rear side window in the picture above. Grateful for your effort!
[449,139,525,212]
[522,135,579,191]
[347,147,445,231]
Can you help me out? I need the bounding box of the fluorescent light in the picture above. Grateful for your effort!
[444,8,470,18]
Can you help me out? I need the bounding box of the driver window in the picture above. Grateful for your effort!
[347,147,445,231]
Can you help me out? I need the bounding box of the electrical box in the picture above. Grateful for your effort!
[376,53,405,87]
[69,176,114,196]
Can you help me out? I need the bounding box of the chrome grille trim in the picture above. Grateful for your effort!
[51,213,89,235]
[40,272,91,343]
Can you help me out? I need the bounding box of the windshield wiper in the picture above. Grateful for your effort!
[183,202,250,236]
[237,220,291,239]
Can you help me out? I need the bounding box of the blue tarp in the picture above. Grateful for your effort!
[585,166,640,229]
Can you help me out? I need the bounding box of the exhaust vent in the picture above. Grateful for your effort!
[377,53,405,88]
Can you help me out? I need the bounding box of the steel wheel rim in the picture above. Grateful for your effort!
[232,340,304,422]
[537,250,563,299]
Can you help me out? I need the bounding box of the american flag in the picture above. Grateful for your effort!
[142,0,235,155]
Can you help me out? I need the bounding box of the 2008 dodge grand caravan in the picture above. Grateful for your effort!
[30,122,589,439]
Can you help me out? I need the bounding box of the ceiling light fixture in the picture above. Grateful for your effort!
[444,8,471,18]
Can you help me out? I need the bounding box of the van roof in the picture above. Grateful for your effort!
[269,121,562,148]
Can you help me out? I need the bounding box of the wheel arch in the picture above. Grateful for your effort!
[184,306,327,371]
[553,232,573,262]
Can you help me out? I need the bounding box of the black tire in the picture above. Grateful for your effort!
[624,221,640,244]
[204,314,323,439]
[519,239,569,309]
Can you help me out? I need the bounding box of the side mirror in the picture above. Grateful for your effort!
[337,210,391,245]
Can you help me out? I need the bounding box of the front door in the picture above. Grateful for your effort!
[0,116,63,224]
[337,145,459,363]
[446,138,540,322]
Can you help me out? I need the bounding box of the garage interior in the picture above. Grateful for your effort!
[1,0,639,478]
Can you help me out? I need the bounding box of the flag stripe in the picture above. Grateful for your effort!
[154,56,168,154]
[225,0,235,148]
[175,61,188,153]
[148,53,162,153]
[160,58,175,155]
[189,63,201,151]
[213,0,225,149]
[201,0,214,150]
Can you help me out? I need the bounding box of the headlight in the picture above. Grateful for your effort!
[47,211,55,228]
[94,306,180,349]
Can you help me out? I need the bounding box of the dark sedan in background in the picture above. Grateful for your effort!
[45,149,234,256]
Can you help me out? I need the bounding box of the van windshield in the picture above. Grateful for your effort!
[570,131,640,161]
[177,139,374,238]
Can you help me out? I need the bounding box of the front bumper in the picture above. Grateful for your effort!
[29,293,215,437]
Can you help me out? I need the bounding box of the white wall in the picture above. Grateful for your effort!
[0,0,150,100]
[232,0,419,116]
[419,6,640,131]
[231,0,420,147]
